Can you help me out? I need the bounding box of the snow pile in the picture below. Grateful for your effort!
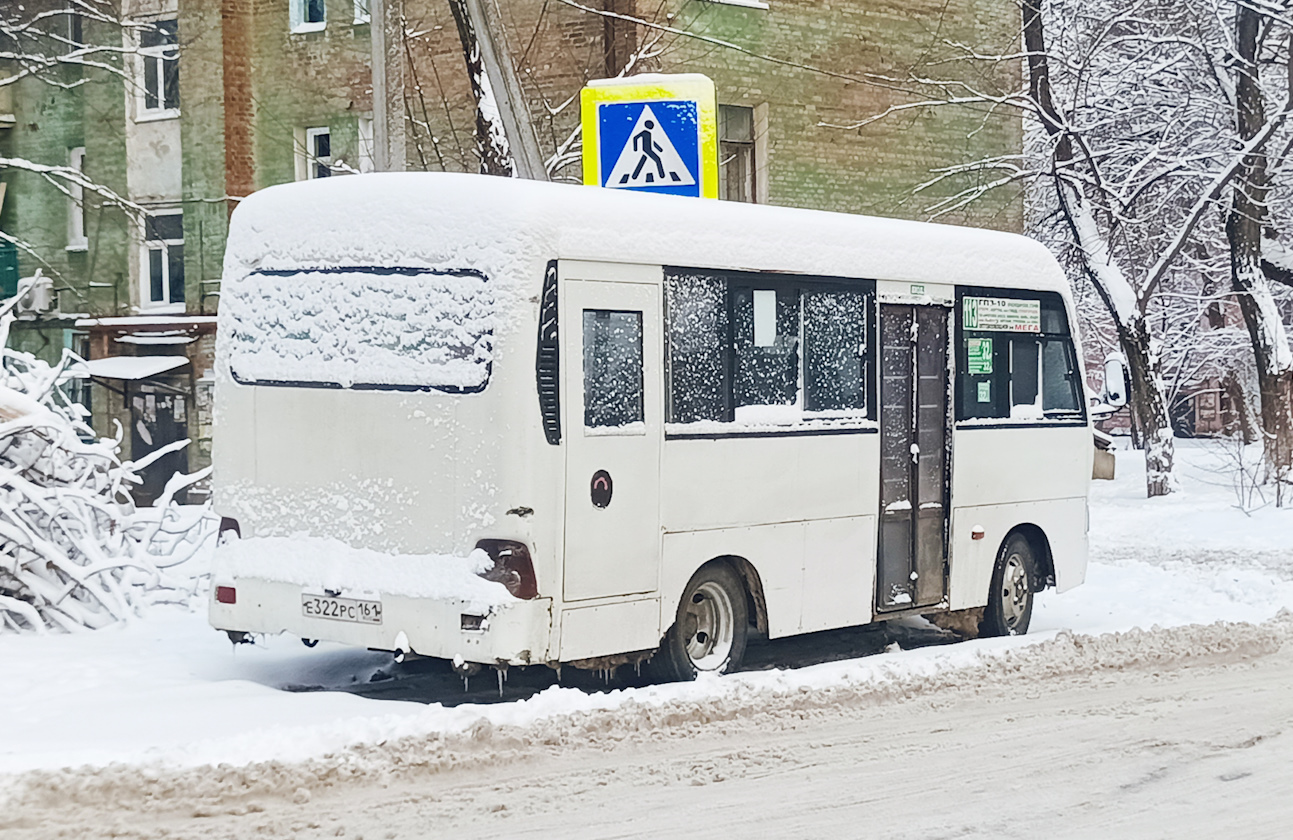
[0,280,214,633]
[2,615,1285,805]
[224,268,494,392]
[1090,437,1293,565]
[212,537,515,606]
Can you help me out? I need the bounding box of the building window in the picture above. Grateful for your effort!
[139,19,179,116]
[67,147,87,251]
[719,104,756,203]
[66,12,83,53]
[357,116,374,172]
[354,0,371,24]
[144,213,184,307]
[291,0,327,33]
[303,127,332,179]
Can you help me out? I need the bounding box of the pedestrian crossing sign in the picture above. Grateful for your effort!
[581,74,718,199]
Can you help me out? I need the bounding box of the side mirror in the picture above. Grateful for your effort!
[1102,355,1128,408]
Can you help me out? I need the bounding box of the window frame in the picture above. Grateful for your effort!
[290,0,328,33]
[302,126,333,179]
[356,116,374,173]
[954,286,1087,426]
[719,104,756,204]
[353,0,371,24]
[663,268,877,438]
[142,210,184,311]
[581,308,646,433]
[67,147,87,251]
[137,18,179,120]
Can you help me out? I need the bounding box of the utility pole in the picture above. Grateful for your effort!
[449,0,547,179]
[370,0,406,171]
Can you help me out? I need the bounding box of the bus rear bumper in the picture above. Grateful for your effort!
[209,578,554,667]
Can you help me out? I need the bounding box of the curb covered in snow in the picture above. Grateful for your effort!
[5,613,1287,815]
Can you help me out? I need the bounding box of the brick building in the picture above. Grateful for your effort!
[0,0,1024,502]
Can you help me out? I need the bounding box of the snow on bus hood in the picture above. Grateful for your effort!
[212,537,516,606]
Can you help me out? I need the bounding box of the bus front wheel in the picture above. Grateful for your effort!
[655,562,749,682]
[980,534,1036,637]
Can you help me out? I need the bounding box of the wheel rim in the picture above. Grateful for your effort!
[683,580,735,671]
[999,552,1030,633]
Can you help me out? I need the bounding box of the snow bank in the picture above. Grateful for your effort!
[212,537,514,606]
[3,614,1286,809]
[1091,437,1293,560]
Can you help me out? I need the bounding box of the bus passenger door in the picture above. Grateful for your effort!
[877,304,950,611]
[561,276,662,603]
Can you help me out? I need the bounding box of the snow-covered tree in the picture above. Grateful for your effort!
[1225,3,1293,501]
[0,277,213,633]
[841,0,1293,498]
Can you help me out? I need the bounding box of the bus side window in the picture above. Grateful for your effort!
[664,273,728,423]
[804,290,868,413]
[1010,337,1040,408]
[957,291,1085,422]
[583,310,644,429]
[1041,339,1082,412]
[959,332,1009,419]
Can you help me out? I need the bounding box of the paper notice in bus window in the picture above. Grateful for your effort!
[977,380,992,403]
[967,337,993,374]
[753,289,777,347]
[963,297,1041,333]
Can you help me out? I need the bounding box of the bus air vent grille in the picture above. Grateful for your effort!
[536,261,561,445]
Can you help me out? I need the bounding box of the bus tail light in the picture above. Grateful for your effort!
[215,586,237,604]
[474,539,539,600]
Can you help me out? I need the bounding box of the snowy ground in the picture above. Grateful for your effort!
[3,438,1293,836]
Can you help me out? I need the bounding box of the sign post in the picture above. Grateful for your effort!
[580,74,719,199]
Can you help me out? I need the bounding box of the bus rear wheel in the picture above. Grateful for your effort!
[655,562,749,682]
[980,534,1036,637]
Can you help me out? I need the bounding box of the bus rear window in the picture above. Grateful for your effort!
[226,268,494,392]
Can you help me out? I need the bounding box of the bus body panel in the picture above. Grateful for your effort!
[659,433,878,531]
[558,598,662,662]
[946,424,1093,609]
[950,425,1092,506]
[947,498,1089,611]
[662,523,820,639]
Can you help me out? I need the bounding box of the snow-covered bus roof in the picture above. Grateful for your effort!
[224,172,1067,294]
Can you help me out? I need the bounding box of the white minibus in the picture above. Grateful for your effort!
[209,173,1091,681]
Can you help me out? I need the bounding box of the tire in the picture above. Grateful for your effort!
[654,562,749,682]
[980,533,1036,637]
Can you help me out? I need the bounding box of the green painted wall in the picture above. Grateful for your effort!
[0,13,132,322]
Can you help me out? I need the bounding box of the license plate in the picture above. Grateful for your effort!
[301,593,383,625]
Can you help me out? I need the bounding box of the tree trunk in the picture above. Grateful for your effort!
[447,0,515,177]
[1226,6,1293,501]
[1118,315,1174,496]
[1022,0,1175,496]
